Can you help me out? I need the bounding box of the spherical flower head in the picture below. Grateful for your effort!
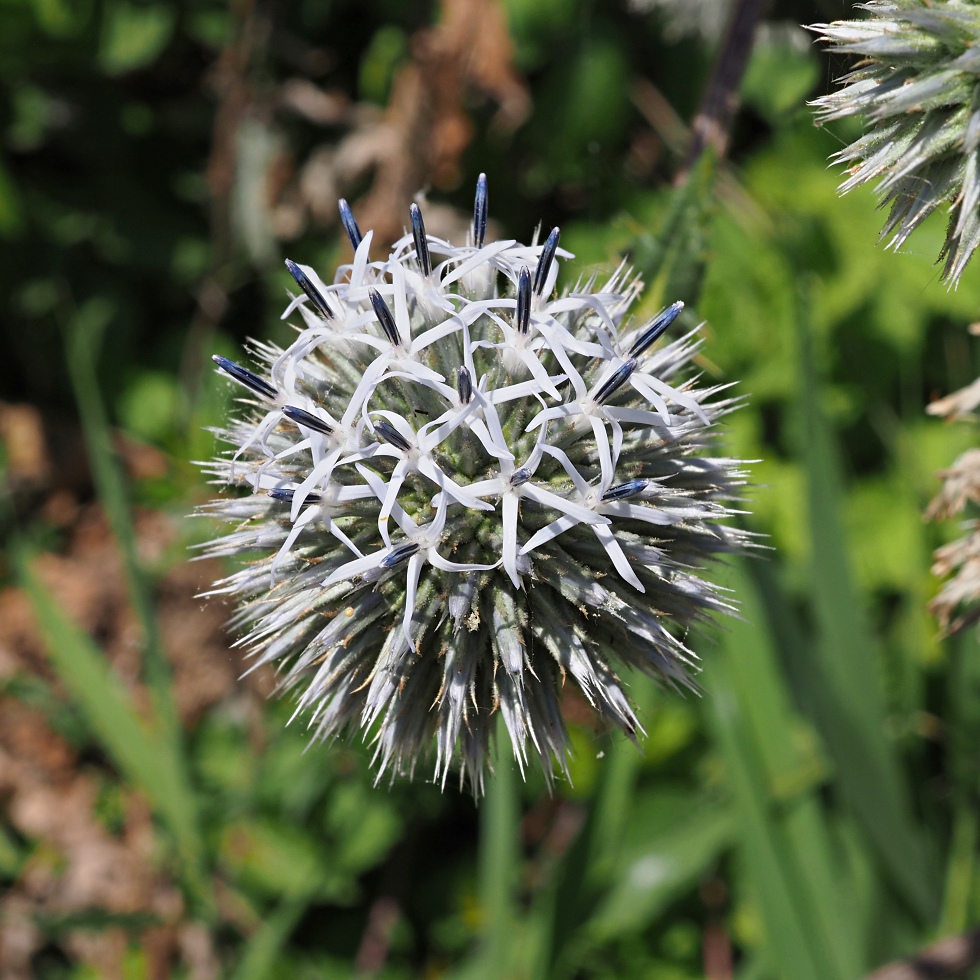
[200,176,751,794]
[810,1,980,286]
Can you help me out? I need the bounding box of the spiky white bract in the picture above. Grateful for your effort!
[200,177,750,794]
[810,1,980,286]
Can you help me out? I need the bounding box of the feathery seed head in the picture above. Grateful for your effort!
[810,1,980,286]
[200,177,752,794]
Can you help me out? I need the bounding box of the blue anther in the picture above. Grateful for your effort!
[457,365,473,404]
[369,289,401,347]
[628,301,684,358]
[592,358,637,405]
[283,405,334,435]
[601,480,648,502]
[284,259,332,320]
[375,419,412,452]
[338,198,363,250]
[473,173,488,249]
[380,542,420,568]
[532,227,560,296]
[212,355,277,400]
[410,203,431,278]
[269,487,322,504]
[516,267,531,335]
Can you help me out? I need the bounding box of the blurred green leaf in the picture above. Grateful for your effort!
[741,31,819,123]
[324,783,403,875]
[797,302,938,920]
[220,818,347,902]
[359,25,408,105]
[231,895,311,980]
[0,156,25,238]
[30,0,90,37]
[589,795,733,940]
[99,0,175,75]
[16,553,211,910]
[531,715,649,980]
[117,370,178,444]
[467,724,522,979]
[64,296,181,749]
[709,560,866,980]
[0,822,24,879]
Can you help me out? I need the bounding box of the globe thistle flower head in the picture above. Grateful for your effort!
[810,1,980,286]
[201,176,751,794]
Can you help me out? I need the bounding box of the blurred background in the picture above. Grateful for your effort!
[1,0,979,976]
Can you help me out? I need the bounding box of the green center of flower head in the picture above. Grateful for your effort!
[203,174,750,794]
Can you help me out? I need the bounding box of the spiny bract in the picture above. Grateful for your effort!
[200,175,750,794]
[810,0,980,286]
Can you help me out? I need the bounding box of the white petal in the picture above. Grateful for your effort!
[601,500,675,525]
[539,444,591,497]
[440,240,515,286]
[323,551,383,587]
[519,513,578,554]
[522,484,610,526]
[290,447,342,521]
[428,549,498,573]
[588,415,616,489]
[592,523,644,591]
[391,260,411,345]
[502,492,521,588]
[378,460,410,547]
[525,403,579,432]
[348,229,374,291]
[401,553,425,648]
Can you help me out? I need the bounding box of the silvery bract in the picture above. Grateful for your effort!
[810,1,980,286]
[200,176,750,793]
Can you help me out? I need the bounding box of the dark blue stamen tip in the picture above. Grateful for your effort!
[338,198,363,250]
[375,419,412,453]
[510,467,531,487]
[516,267,531,335]
[212,355,277,400]
[368,289,401,346]
[380,542,420,569]
[457,365,473,404]
[284,259,333,320]
[592,358,637,405]
[473,173,488,249]
[532,226,560,297]
[628,301,684,358]
[601,480,648,502]
[283,405,334,435]
[410,203,431,278]
[269,487,322,504]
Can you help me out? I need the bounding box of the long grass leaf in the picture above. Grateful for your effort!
[708,560,862,980]
[587,803,734,941]
[62,296,181,747]
[531,720,646,980]
[17,549,211,911]
[796,300,936,919]
[230,896,309,980]
[477,725,520,973]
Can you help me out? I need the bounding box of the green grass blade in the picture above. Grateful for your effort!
[531,718,646,980]
[796,302,936,919]
[626,153,717,306]
[62,296,181,748]
[708,560,864,980]
[940,806,978,937]
[17,548,212,912]
[477,725,520,972]
[230,896,310,980]
[587,802,734,941]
